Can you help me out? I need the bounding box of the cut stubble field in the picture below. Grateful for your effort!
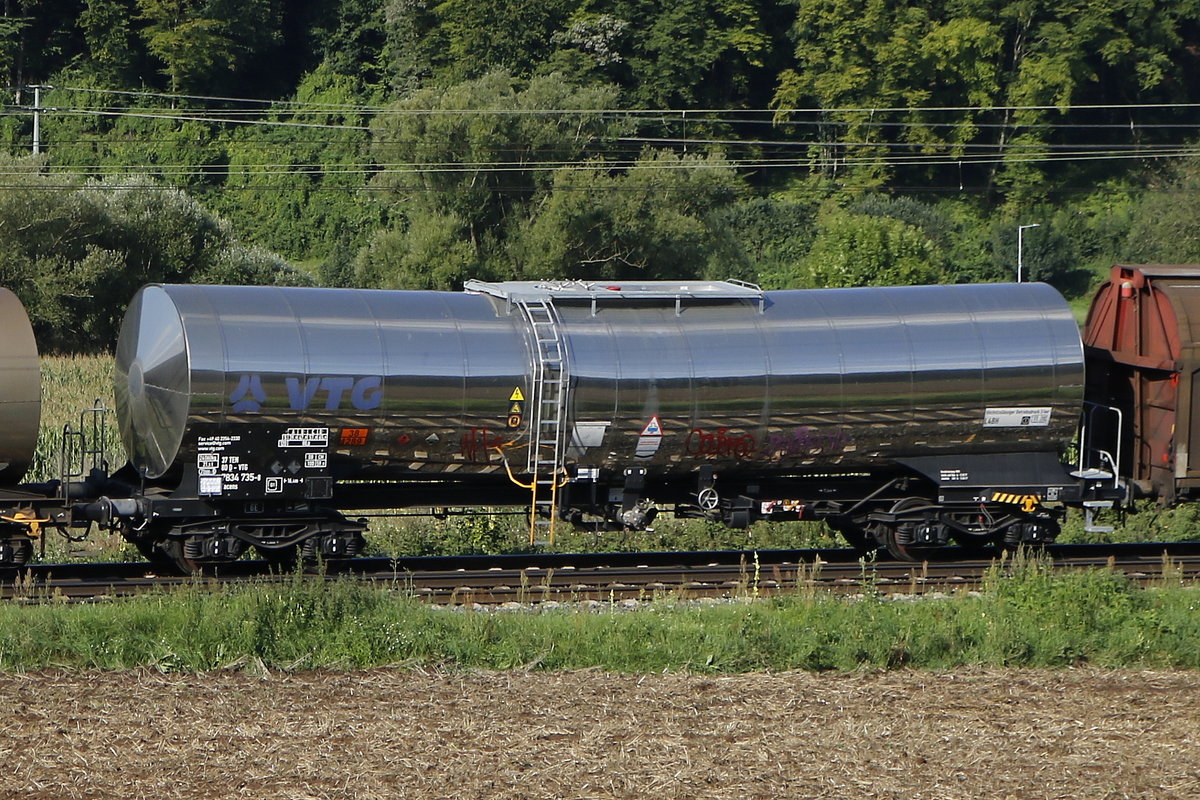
[1,667,1197,799]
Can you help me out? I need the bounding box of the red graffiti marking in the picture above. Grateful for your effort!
[460,427,505,463]
[685,427,757,459]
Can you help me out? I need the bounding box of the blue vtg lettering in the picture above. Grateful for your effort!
[285,376,383,411]
[230,374,383,412]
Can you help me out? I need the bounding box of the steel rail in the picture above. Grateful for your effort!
[3,542,1199,603]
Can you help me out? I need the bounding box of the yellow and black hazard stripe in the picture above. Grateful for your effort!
[989,491,1042,513]
[0,508,50,538]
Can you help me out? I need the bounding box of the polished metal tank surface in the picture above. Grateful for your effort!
[555,282,1083,473]
[115,281,1084,481]
[0,288,41,483]
[115,284,529,478]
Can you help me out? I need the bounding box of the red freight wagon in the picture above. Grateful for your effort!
[1083,264,1200,502]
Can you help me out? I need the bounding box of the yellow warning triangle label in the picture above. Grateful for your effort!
[509,387,525,402]
[509,402,523,414]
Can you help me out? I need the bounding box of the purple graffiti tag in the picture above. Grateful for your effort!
[762,427,853,461]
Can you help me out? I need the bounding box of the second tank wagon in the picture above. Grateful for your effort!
[117,280,1083,481]
[109,279,1092,567]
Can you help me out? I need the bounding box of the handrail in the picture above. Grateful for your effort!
[1077,401,1123,489]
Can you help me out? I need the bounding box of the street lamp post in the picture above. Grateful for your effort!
[1017,223,1040,283]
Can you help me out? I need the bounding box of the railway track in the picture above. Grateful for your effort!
[3,542,1199,604]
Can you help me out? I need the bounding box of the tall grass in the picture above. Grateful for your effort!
[1,557,1196,672]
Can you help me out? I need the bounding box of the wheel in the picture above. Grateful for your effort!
[298,529,367,573]
[126,523,243,575]
[880,526,920,562]
[874,497,940,562]
[124,522,194,574]
[145,536,204,575]
[997,518,1061,552]
[945,517,1001,558]
[0,536,33,568]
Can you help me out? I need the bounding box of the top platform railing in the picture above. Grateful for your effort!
[464,278,765,314]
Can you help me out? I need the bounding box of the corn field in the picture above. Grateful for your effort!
[32,356,124,483]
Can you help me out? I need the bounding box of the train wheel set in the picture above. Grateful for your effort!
[2,265,1198,574]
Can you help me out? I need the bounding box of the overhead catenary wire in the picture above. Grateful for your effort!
[14,105,1200,136]
[3,155,1196,191]
[36,84,1200,115]
[12,86,1200,147]
[1,84,1196,195]
[4,144,1195,178]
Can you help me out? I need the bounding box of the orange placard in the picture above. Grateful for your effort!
[339,427,369,446]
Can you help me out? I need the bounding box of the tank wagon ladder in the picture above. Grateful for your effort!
[516,297,570,544]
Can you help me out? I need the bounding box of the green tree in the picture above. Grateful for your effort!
[772,0,1200,201]
[315,0,389,88]
[0,157,307,351]
[987,215,1078,288]
[701,196,817,285]
[35,83,225,189]
[364,70,623,284]
[1123,161,1200,264]
[0,1,84,87]
[78,0,137,84]
[427,0,576,83]
[381,0,439,91]
[210,65,381,260]
[511,149,745,281]
[136,0,283,92]
[600,0,774,108]
[354,210,478,290]
[0,14,33,87]
[773,2,1003,190]
[765,204,946,289]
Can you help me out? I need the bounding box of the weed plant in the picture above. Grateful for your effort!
[360,513,842,558]
[0,555,1196,672]
[1058,500,1200,544]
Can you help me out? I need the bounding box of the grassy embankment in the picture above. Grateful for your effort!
[1,553,1196,672]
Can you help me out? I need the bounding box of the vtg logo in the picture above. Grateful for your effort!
[230,375,383,413]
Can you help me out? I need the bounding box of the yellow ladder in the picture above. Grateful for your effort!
[516,298,569,545]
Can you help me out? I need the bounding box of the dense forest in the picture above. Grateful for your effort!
[0,0,1198,350]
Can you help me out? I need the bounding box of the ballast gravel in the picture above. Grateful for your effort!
[1,667,1197,799]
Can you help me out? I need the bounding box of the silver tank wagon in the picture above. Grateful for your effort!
[0,288,41,484]
[115,280,1083,484]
